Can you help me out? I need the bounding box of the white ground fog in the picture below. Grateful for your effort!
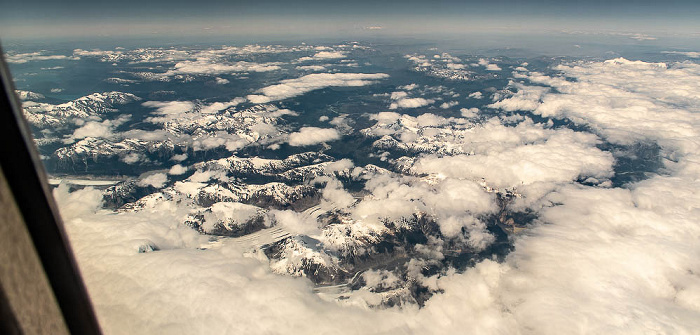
[52,57,700,334]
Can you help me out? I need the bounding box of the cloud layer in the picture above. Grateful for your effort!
[247,72,389,103]
[45,54,700,334]
[288,127,341,146]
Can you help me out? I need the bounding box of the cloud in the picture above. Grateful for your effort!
[446,63,466,70]
[399,84,419,90]
[561,30,658,41]
[460,107,479,118]
[477,58,502,71]
[490,58,700,152]
[199,97,246,114]
[5,51,76,64]
[348,173,496,239]
[481,183,700,333]
[70,115,131,140]
[296,65,327,72]
[388,89,437,109]
[121,153,141,164]
[297,51,347,62]
[662,51,700,58]
[440,101,459,109]
[168,60,281,76]
[171,154,188,162]
[466,58,700,331]
[55,177,700,334]
[168,164,188,175]
[390,91,408,100]
[628,33,657,41]
[319,178,356,210]
[411,131,614,189]
[288,127,341,146]
[134,58,283,81]
[246,72,389,103]
[389,97,434,109]
[45,54,700,334]
[138,173,168,188]
[71,121,114,139]
[142,101,195,115]
[270,210,321,236]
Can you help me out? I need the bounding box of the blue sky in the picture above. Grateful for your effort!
[2,0,699,39]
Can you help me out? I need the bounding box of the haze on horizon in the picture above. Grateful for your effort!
[2,0,700,41]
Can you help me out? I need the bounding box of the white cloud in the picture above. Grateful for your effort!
[412,131,614,190]
[296,65,327,72]
[389,97,434,109]
[200,97,246,114]
[246,95,273,104]
[215,77,230,85]
[142,101,195,115]
[662,51,700,58]
[169,60,281,76]
[628,33,657,41]
[168,164,187,175]
[370,111,402,123]
[70,115,130,140]
[468,91,483,99]
[45,55,700,334]
[319,178,356,210]
[390,91,408,100]
[350,173,495,233]
[5,51,76,64]
[171,154,188,162]
[440,101,459,109]
[288,127,341,146]
[138,173,168,188]
[491,58,700,153]
[561,30,658,41]
[297,51,347,62]
[71,121,115,139]
[271,210,321,236]
[446,63,466,70]
[477,58,501,71]
[460,108,478,118]
[246,72,389,103]
[121,153,140,164]
[329,114,351,129]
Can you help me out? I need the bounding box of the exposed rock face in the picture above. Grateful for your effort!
[23,92,140,128]
[184,202,273,237]
[54,137,181,169]
[404,54,473,81]
[265,235,348,285]
[103,180,151,209]
[193,152,335,183]
[16,90,45,101]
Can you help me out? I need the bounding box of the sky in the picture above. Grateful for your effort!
[2,0,700,40]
